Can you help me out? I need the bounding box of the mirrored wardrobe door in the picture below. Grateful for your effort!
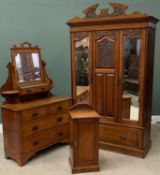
[72,32,92,104]
[120,29,142,122]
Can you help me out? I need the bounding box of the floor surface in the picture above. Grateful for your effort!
[0,122,160,175]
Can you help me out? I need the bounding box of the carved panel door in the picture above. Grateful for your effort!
[93,31,119,121]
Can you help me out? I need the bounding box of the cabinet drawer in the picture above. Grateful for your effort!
[23,129,57,153]
[49,101,70,113]
[22,113,69,136]
[100,125,139,147]
[21,106,49,122]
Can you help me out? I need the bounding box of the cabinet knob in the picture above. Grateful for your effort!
[32,126,39,131]
[41,87,45,91]
[32,112,38,118]
[57,117,63,122]
[120,134,127,140]
[32,141,39,146]
[58,132,63,137]
[80,98,84,102]
[57,106,63,111]
[26,89,31,93]
[74,141,77,148]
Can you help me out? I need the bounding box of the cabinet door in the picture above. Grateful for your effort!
[93,31,119,120]
[74,119,99,165]
[119,29,143,124]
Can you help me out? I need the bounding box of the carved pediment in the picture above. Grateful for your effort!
[68,2,148,23]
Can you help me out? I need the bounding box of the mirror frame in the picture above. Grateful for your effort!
[11,42,44,86]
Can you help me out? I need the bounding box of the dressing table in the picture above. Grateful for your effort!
[0,42,72,165]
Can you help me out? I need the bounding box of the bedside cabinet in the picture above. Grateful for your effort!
[69,104,100,174]
[1,96,72,166]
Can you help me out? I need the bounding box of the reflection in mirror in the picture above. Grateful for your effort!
[15,54,24,82]
[15,53,31,82]
[15,52,41,83]
[122,36,141,121]
[32,53,41,80]
[75,36,90,104]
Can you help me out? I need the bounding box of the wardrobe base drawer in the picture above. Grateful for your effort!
[99,124,140,147]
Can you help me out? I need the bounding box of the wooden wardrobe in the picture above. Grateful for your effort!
[67,2,158,157]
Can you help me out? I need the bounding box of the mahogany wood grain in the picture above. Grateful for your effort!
[67,2,158,158]
[95,73,104,114]
[104,74,115,117]
[2,96,71,166]
[69,104,100,174]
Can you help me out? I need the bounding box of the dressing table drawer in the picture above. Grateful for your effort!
[22,113,69,136]
[20,85,50,95]
[50,101,71,113]
[100,125,139,147]
[23,124,69,153]
[56,124,69,140]
[22,115,55,136]
[55,113,69,125]
[23,129,57,153]
[21,106,50,122]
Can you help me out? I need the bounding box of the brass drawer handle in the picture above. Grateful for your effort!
[32,126,39,131]
[57,117,63,122]
[32,141,39,146]
[26,89,31,93]
[58,132,63,137]
[120,134,127,140]
[57,106,63,111]
[32,112,38,118]
[80,98,83,102]
[41,87,45,91]
[74,141,77,148]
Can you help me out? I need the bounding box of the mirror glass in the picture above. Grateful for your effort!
[122,36,141,121]
[75,36,90,104]
[15,52,41,83]
[32,53,41,81]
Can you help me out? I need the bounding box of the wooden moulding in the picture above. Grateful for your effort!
[67,2,159,27]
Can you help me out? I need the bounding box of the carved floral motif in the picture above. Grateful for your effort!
[12,42,39,48]
[95,31,117,39]
[96,38,114,68]
[74,32,88,41]
[124,29,142,38]
[68,2,147,22]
